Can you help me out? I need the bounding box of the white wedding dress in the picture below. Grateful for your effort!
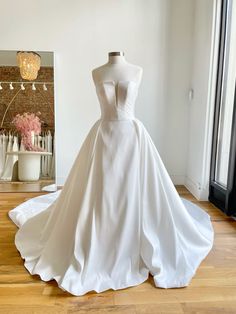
[9,79,214,296]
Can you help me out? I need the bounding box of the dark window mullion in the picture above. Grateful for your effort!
[209,0,236,216]
[210,0,228,186]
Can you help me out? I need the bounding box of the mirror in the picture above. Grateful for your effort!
[0,50,55,192]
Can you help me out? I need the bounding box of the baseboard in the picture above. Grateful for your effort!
[198,185,210,201]
[184,176,209,201]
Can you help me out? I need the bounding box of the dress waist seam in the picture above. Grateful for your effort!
[100,116,136,122]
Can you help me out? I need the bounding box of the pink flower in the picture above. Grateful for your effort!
[12,112,45,152]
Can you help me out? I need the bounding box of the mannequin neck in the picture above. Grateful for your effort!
[108,54,127,65]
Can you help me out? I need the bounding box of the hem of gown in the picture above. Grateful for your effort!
[21,260,149,296]
[16,245,211,295]
[14,240,150,296]
[153,275,191,289]
[152,235,214,289]
[13,225,214,295]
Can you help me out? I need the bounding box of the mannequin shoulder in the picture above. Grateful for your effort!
[130,64,143,72]
[92,64,107,82]
[129,64,143,85]
[125,63,142,73]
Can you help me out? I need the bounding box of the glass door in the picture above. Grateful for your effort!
[209,0,236,216]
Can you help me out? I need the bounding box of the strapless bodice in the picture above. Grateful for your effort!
[95,80,138,120]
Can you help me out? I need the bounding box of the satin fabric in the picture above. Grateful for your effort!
[8,79,214,296]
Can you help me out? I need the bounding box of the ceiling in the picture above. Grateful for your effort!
[0,50,54,67]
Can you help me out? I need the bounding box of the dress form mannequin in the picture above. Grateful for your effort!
[92,52,142,87]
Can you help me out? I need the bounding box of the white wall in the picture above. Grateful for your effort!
[0,0,216,194]
[163,0,195,184]
[186,0,219,200]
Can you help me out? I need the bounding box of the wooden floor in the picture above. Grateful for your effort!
[0,186,236,314]
[0,178,55,193]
